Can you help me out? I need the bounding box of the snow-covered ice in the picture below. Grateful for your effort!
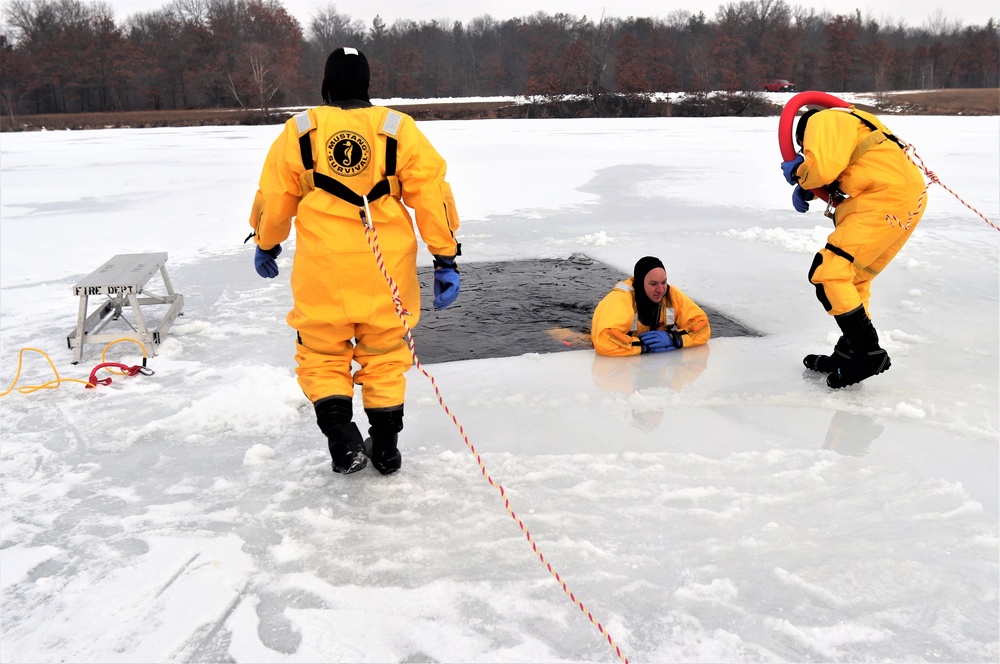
[1,107,997,662]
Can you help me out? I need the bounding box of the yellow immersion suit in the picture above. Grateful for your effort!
[796,108,926,317]
[250,105,460,408]
[590,278,710,357]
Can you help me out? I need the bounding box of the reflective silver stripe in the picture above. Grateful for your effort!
[293,110,313,136]
[616,281,640,330]
[382,110,402,137]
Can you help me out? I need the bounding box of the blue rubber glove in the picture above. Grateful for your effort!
[792,185,814,213]
[254,244,281,278]
[639,330,678,353]
[432,258,460,309]
[781,154,804,185]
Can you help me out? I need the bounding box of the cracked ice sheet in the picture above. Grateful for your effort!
[1,535,253,662]
[1,115,997,663]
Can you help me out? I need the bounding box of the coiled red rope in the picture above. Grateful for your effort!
[86,362,149,388]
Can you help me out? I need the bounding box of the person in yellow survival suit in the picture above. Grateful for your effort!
[780,107,926,388]
[591,256,710,357]
[248,47,461,476]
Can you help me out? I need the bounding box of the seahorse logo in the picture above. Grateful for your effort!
[326,131,371,177]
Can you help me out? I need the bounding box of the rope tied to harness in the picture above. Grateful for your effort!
[904,144,998,233]
[358,195,630,664]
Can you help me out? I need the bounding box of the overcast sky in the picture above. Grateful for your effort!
[107,0,996,29]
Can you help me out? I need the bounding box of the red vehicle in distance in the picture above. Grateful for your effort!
[763,79,796,92]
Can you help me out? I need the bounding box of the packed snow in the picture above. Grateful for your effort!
[1,101,997,663]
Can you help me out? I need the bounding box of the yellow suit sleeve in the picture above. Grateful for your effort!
[591,288,642,357]
[669,286,711,348]
[796,110,857,191]
[249,118,304,250]
[394,115,460,257]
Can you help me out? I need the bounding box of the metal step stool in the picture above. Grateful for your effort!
[67,252,184,363]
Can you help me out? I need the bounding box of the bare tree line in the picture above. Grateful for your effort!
[1,0,997,116]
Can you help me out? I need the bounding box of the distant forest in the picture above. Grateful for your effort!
[1,0,997,116]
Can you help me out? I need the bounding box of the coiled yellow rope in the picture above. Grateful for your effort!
[1,338,150,396]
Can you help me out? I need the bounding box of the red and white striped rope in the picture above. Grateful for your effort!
[905,144,999,232]
[359,198,630,664]
[885,186,927,230]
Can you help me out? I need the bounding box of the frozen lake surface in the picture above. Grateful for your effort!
[1,112,997,662]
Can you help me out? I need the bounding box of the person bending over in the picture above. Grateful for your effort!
[780,106,926,388]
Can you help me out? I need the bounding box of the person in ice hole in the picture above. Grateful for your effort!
[590,256,710,357]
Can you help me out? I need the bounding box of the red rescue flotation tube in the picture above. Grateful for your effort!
[778,91,851,203]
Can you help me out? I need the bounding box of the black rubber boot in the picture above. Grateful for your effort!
[315,396,368,474]
[827,307,891,389]
[804,336,853,373]
[365,406,403,475]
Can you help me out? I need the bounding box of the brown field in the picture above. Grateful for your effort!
[1,89,996,132]
[0,107,278,132]
[0,101,519,132]
[879,88,1000,115]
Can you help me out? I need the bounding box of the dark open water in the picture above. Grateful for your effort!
[412,253,758,364]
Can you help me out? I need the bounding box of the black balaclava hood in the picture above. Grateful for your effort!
[321,47,370,103]
[796,108,820,147]
[633,256,666,327]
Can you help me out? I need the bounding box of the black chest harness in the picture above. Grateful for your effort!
[824,110,908,212]
[848,111,905,153]
[295,108,402,209]
[290,109,460,262]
